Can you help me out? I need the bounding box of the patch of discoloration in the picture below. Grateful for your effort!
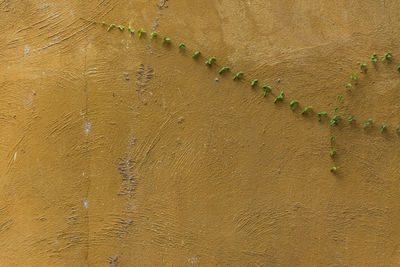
[136,64,154,97]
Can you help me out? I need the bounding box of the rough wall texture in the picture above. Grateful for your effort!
[1,0,400,266]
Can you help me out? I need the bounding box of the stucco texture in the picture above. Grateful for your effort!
[1,0,400,266]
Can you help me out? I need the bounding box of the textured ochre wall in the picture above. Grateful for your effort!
[1,0,400,266]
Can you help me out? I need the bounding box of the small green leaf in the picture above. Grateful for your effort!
[107,24,116,31]
[334,107,340,113]
[381,123,387,132]
[360,62,367,70]
[118,25,125,31]
[251,79,258,87]
[151,32,158,39]
[348,115,355,122]
[192,51,201,58]
[178,43,186,50]
[205,57,216,65]
[363,118,373,128]
[218,66,230,74]
[345,83,352,88]
[382,52,392,61]
[233,71,244,80]
[397,65,400,71]
[289,100,299,110]
[162,37,171,44]
[397,125,400,133]
[337,95,344,102]
[350,73,357,81]
[330,136,336,142]
[273,91,284,103]
[301,106,313,115]
[138,28,146,38]
[128,26,135,33]
[371,54,378,62]
[330,114,341,125]
[317,112,327,121]
[262,85,271,97]
[330,166,339,173]
[330,148,336,157]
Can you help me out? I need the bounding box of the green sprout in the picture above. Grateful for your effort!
[233,71,244,80]
[289,100,299,110]
[397,125,400,133]
[107,24,116,31]
[360,62,367,70]
[102,21,106,26]
[151,32,158,39]
[330,114,341,125]
[337,95,344,102]
[178,43,186,50]
[251,79,258,87]
[118,25,125,31]
[348,115,355,122]
[162,37,171,44]
[273,91,284,103]
[317,112,327,121]
[363,118,373,128]
[345,83,352,88]
[301,106,313,115]
[330,166,339,173]
[205,57,216,65]
[192,51,201,58]
[381,123,387,132]
[382,52,392,61]
[371,54,378,62]
[262,85,271,97]
[330,148,337,157]
[350,73,357,81]
[334,107,340,113]
[218,66,230,74]
[128,26,135,33]
[397,65,400,71]
[330,136,336,142]
[138,28,146,38]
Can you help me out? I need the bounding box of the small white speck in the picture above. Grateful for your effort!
[14,152,17,161]
[85,121,91,135]
[24,45,30,56]
[84,199,88,209]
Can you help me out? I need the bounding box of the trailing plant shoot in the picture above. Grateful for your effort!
[289,100,299,110]
[108,24,116,31]
[205,57,216,65]
[178,43,186,50]
[273,91,284,103]
[233,71,244,80]
[301,106,313,115]
[218,66,230,74]
[192,51,201,58]
[382,52,392,61]
[151,32,158,39]
[251,79,258,87]
[317,112,327,121]
[363,118,373,128]
[263,85,271,97]
[138,28,146,38]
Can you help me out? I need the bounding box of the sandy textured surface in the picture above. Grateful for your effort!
[1,0,400,266]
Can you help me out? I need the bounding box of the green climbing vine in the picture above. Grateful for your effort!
[81,17,399,174]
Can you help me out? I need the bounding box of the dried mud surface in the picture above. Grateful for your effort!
[1,0,400,266]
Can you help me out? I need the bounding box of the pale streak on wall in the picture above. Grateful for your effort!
[0,0,400,266]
